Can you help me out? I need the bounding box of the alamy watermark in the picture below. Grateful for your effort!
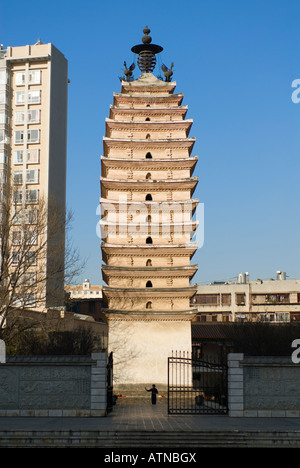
[291,79,300,103]
[96,198,204,248]
[291,339,300,364]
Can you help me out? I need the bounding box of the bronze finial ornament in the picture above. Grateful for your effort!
[161,62,174,82]
[121,61,135,82]
[131,26,163,74]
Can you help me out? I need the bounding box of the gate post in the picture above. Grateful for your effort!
[91,352,107,416]
[106,352,114,413]
[227,353,244,417]
[0,340,5,364]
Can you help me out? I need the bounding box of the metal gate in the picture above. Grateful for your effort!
[106,352,114,413]
[168,351,228,414]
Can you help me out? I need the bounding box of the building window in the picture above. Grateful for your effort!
[145,152,152,159]
[146,281,152,288]
[0,130,9,144]
[15,111,25,125]
[236,294,246,306]
[28,90,41,104]
[11,251,20,266]
[14,150,24,164]
[146,259,152,266]
[15,227,39,246]
[24,230,38,245]
[26,169,39,184]
[29,70,41,85]
[146,301,152,309]
[15,91,25,105]
[221,294,231,305]
[146,236,153,244]
[13,251,37,268]
[26,149,39,164]
[196,294,220,305]
[26,209,38,224]
[27,129,40,143]
[0,70,8,85]
[26,189,39,204]
[25,251,37,266]
[13,171,23,185]
[11,230,22,245]
[0,152,8,164]
[13,190,23,204]
[0,172,7,184]
[15,72,26,86]
[265,294,290,304]
[0,91,7,105]
[14,130,24,144]
[0,111,8,124]
[28,109,40,124]
[12,209,38,225]
[145,194,152,201]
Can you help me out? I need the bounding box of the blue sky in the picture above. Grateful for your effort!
[1,0,300,285]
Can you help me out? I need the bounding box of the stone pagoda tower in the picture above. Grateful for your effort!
[100,27,198,394]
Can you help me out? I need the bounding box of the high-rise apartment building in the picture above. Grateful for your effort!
[100,28,198,392]
[0,41,68,310]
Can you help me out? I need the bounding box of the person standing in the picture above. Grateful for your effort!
[145,384,158,405]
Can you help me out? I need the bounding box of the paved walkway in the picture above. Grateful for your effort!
[0,400,299,433]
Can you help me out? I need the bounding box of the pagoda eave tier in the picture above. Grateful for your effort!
[100,197,198,211]
[100,177,198,192]
[103,137,195,154]
[109,106,188,119]
[105,118,193,131]
[113,93,183,106]
[99,224,198,239]
[103,309,197,321]
[101,156,198,171]
[101,243,198,261]
[102,286,198,298]
[102,264,198,276]
[99,220,198,228]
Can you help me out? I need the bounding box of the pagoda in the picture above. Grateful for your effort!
[100,27,198,393]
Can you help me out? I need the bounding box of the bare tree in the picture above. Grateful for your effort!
[0,188,84,342]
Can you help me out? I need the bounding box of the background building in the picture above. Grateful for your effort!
[65,280,106,322]
[193,271,300,322]
[0,41,68,310]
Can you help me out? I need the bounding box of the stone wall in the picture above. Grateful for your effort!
[0,352,108,417]
[228,353,300,417]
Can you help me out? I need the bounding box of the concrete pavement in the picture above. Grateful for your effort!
[0,399,299,432]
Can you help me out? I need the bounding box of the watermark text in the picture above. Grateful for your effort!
[291,339,300,364]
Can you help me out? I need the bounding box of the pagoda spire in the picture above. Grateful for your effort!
[121,26,174,81]
[131,26,163,73]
